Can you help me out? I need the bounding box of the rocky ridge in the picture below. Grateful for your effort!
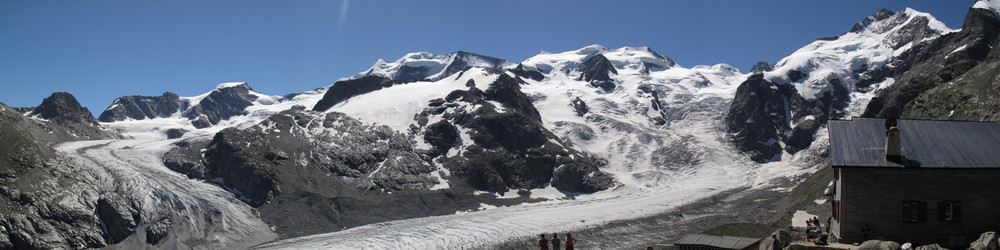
[726,8,954,162]
[865,6,1000,119]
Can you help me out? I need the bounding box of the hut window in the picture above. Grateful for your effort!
[902,201,926,223]
[938,201,961,222]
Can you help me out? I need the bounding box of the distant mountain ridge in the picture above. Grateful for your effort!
[5,2,1000,249]
[349,51,516,82]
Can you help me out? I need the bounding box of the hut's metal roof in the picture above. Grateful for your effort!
[676,234,761,249]
[829,118,1000,168]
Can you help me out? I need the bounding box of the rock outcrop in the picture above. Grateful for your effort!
[96,195,139,243]
[0,107,116,249]
[510,63,545,81]
[30,92,99,126]
[145,218,171,245]
[184,83,259,128]
[98,92,181,122]
[414,71,614,194]
[577,54,618,92]
[725,75,790,162]
[201,127,284,205]
[904,19,1000,123]
[165,109,439,205]
[864,7,1000,118]
[726,8,948,162]
[20,93,119,142]
[312,76,398,112]
[750,61,773,74]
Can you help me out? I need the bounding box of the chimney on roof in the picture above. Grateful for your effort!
[885,118,901,162]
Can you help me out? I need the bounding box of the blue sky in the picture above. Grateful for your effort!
[0,1,974,115]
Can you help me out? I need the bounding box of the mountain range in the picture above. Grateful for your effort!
[2,1,999,249]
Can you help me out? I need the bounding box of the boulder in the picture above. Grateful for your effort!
[970,231,999,250]
[859,240,901,250]
[145,218,171,245]
[914,243,946,250]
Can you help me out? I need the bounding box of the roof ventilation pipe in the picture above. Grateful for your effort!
[885,118,901,162]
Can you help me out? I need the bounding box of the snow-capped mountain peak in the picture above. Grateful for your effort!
[974,0,1000,18]
[520,45,677,79]
[348,51,515,82]
[765,7,954,101]
[215,81,251,90]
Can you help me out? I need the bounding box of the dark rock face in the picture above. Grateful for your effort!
[313,76,398,112]
[96,195,139,244]
[750,62,773,74]
[577,54,618,92]
[511,63,545,81]
[438,51,510,81]
[145,218,171,245]
[571,97,589,117]
[905,28,1000,123]
[1,103,109,249]
[550,162,614,193]
[726,8,957,162]
[1,103,49,175]
[865,8,1000,119]
[638,84,671,125]
[165,110,438,205]
[183,83,259,128]
[25,92,119,141]
[850,9,895,33]
[165,128,187,139]
[415,72,613,194]
[202,127,283,205]
[98,92,181,122]
[726,74,848,162]
[423,121,461,157]
[392,65,430,82]
[725,75,788,162]
[31,92,99,126]
[163,140,211,179]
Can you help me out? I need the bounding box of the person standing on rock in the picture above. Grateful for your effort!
[551,233,561,250]
[565,232,577,250]
[539,234,549,250]
[772,235,781,250]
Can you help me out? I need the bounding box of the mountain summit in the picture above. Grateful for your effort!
[349,51,515,82]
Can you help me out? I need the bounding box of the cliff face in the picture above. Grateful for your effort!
[864,7,1000,119]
